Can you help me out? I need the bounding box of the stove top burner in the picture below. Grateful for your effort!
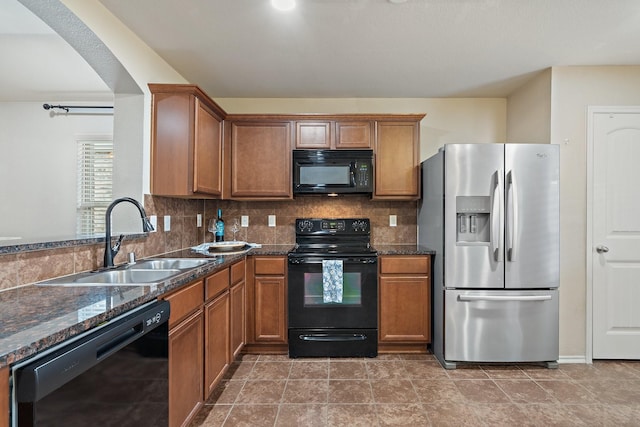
[290,218,376,257]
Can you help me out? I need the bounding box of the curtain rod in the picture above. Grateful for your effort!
[43,103,114,113]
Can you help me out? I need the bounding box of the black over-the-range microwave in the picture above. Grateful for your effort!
[293,149,373,195]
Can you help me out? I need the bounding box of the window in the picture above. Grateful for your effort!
[77,137,113,235]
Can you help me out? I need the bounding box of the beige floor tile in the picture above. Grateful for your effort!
[249,361,292,380]
[424,402,483,426]
[371,379,419,404]
[328,379,374,404]
[275,404,327,427]
[495,379,556,404]
[536,380,598,404]
[282,379,328,404]
[454,379,510,403]
[376,403,430,426]
[412,379,466,404]
[329,360,368,379]
[289,360,329,379]
[235,380,286,404]
[223,404,278,427]
[327,404,378,427]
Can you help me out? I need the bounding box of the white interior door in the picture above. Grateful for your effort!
[592,110,640,359]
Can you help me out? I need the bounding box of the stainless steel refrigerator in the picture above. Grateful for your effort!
[418,143,559,369]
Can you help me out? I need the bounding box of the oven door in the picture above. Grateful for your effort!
[288,255,378,329]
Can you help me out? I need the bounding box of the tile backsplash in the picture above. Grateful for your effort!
[0,195,417,291]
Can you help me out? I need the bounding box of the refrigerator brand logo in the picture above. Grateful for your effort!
[536,152,549,159]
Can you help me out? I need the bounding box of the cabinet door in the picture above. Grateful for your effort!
[254,276,287,343]
[151,92,192,196]
[230,122,292,199]
[230,280,246,358]
[194,98,222,195]
[169,310,203,427]
[379,276,430,342]
[204,292,230,398]
[296,121,332,148]
[374,121,420,199]
[335,121,372,149]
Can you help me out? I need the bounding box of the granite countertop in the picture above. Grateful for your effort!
[375,244,436,256]
[0,244,292,369]
[0,243,431,369]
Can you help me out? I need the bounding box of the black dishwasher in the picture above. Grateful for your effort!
[12,300,170,427]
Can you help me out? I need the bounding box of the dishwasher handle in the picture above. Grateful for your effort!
[15,300,170,402]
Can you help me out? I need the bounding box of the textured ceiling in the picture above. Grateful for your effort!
[3,0,640,101]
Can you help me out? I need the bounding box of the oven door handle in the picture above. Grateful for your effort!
[289,257,377,264]
[299,333,368,342]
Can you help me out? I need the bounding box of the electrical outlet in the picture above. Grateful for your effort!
[149,215,157,232]
[164,215,171,232]
[389,215,397,227]
[268,215,276,227]
[196,213,202,227]
[241,215,249,227]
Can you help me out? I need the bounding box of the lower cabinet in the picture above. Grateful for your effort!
[230,263,246,359]
[204,291,230,397]
[164,259,246,427]
[378,255,431,353]
[165,280,204,427]
[246,256,288,353]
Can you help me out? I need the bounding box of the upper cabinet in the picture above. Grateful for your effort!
[225,117,293,200]
[295,120,373,149]
[149,84,226,198]
[374,118,423,200]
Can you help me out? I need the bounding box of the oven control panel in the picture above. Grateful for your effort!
[296,218,370,235]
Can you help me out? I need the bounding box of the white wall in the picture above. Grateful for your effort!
[217,97,508,160]
[550,66,640,358]
[507,69,552,143]
[0,101,113,240]
[507,65,640,359]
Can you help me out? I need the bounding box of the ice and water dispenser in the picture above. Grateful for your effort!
[456,196,490,243]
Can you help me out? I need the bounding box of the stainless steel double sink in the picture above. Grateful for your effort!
[39,258,212,287]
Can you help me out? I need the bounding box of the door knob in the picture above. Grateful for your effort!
[596,245,609,253]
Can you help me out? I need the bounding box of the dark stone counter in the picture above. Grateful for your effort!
[375,244,436,256]
[0,245,294,369]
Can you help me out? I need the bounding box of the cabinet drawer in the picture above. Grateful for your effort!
[205,268,230,301]
[254,256,286,275]
[380,256,430,275]
[230,259,246,285]
[165,280,204,328]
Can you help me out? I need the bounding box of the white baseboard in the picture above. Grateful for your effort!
[558,355,588,364]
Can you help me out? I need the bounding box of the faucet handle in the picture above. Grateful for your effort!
[112,234,125,253]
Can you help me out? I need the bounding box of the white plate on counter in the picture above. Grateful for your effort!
[207,241,247,252]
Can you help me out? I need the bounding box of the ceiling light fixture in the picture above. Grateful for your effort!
[271,0,296,11]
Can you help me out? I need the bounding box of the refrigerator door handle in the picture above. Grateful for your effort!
[490,169,504,262]
[459,294,552,302]
[506,170,519,262]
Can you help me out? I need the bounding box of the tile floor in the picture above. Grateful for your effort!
[189,353,640,426]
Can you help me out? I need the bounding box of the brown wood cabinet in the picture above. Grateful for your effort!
[230,260,246,359]
[204,291,229,398]
[1,366,7,427]
[149,84,226,198]
[204,268,230,398]
[246,256,288,353]
[165,279,204,427]
[374,118,423,200]
[295,120,372,149]
[378,255,431,353]
[226,119,292,200]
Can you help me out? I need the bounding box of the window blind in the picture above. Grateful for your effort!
[77,138,113,235]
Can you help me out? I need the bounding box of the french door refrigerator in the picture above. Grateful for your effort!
[418,143,559,369]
